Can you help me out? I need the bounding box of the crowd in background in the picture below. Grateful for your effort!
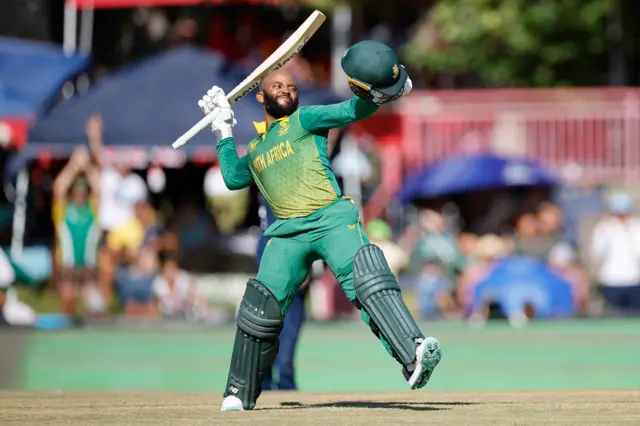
[4,111,640,327]
[2,3,640,327]
[55,115,218,323]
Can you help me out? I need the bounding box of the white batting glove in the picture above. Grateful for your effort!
[369,74,413,105]
[402,76,413,97]
[197,86,236,141]
[207,86,232,109]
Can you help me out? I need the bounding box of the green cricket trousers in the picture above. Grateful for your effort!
[257,197,368,314]
[256,197,397,360]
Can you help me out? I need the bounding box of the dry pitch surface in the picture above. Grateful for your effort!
[1,390,639,425]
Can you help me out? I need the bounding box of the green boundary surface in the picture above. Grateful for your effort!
[18,319,640,391]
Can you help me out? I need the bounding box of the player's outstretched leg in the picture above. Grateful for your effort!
[221,279,284,411]
[353,244,441,389]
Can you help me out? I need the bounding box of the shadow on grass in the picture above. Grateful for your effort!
[278,400,478,412]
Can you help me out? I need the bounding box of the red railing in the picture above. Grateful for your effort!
[364,88,640,219]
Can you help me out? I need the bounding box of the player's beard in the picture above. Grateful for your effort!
[263,92,298,119]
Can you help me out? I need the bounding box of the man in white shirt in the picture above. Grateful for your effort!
[100,165,146,232]
[86,114,146,234]
[87,114,147,301]
[590,192,640,313]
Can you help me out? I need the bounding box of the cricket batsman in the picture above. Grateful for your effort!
[199,40,442,411]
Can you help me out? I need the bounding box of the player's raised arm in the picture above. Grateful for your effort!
[199,87,253,190]
[300,40,413,133]
[299,97,379,132]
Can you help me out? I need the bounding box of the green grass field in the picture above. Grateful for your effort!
[2,319,638,424]
[16,318,640,392]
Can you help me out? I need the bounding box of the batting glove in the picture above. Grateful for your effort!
[198,86,237,141]
[367,75,413,105]
[402,76,413,97]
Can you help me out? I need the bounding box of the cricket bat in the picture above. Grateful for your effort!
[172,10,326,150]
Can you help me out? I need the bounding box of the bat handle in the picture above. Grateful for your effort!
[172,108,219,150]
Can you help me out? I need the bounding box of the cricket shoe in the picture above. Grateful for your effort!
[402,336,441,390]
[221,395,244,411]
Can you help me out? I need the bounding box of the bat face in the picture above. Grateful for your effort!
[172,11,325,150]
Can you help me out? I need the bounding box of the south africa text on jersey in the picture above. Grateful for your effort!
[252,141,295,173]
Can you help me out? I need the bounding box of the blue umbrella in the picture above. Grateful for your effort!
[0,36,90,117]
[27,46,261,157]
[470,256,575,319]
[400,153,558,202]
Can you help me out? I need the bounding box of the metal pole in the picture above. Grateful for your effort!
[10,169,30,260]
[63,0,78,56]
[80,6,95,53]
[608,0,626,86]
[331,4,352,98]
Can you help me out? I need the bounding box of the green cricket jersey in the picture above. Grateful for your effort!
[216,96,379,219]
[53,199,100,268]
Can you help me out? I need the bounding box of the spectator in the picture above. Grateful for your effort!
[366,219,408,276]
[556,164,605,247]
[537,202,563,240]
[52,146,106,321]
[511,212,555,260]
[332,134,373,208]
[107,177,155,257]
[537,201,569,257]
[457,232,479,259]
[463,234,550,328]
[152,253,207,319]
[548,242,589,313]
[172,199,213,256]
[204,165,250,235]
[590,193,640,314]
[87,115,146,238]
[401,210,465,319]
[402,209,466,281]
[458,233,509,321]
[86,114,148,301]
[107,178,160,317]
[114,244,158,318]
[415,262,458,319]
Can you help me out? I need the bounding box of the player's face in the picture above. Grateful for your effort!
[261,77,299,119]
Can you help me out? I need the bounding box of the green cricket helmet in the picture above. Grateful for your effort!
[341,40,408,104]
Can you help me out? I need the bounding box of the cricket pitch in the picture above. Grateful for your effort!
[1,390,639,425]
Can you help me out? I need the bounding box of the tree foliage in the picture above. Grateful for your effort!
[403,0,613,87]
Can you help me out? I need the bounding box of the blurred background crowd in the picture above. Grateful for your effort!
[2,0,640,329]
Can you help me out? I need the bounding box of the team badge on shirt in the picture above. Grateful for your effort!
[278,120,290,137]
